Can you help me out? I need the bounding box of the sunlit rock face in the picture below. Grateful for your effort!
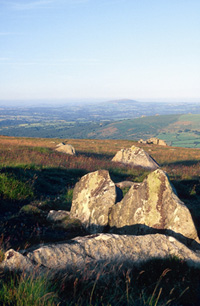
[112,145,159,170]
[70,170,118,233]
[55,143,76,155]
[109,169,199,246]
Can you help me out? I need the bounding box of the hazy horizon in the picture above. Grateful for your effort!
[1,98,200,108]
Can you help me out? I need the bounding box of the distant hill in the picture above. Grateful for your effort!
[1,100,200,147]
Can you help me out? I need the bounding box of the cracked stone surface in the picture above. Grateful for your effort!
[1,233,200,274]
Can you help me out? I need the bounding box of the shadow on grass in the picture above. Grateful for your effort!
[0,166,87,203]
[53,255,200,306]
[109,223,200,251]
[77,151,114,160]
[161,159,200,167]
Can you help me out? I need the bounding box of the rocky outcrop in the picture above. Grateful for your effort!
[109,169,199,246]
[112,145,159,170]
[70,170,118,233]
[1,234,200,274]
[138,138,167,146]
[55,144,76,155]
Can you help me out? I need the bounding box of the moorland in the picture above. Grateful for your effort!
[0,135,200,305]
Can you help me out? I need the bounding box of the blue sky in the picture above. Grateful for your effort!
[0,0,199,102]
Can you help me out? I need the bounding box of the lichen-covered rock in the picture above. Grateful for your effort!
[109,169,199,245]
[1,234,200,274]
[112,145,159,170]
[55,144,76,155]
[70,170,117,233]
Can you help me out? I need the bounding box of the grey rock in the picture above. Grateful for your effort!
[146,137,167,146]
[1,234,200,274]
[109,169,200,246]
[70,170,117,233]
[55,144,76,155]
[112,145,159,170]
[138,138,167,146]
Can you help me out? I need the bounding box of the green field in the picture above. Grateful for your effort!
[1,109,200,147]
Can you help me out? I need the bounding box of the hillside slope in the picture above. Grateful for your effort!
[89,114,200,147]
[1,112,200,147]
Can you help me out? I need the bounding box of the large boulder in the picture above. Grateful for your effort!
[70,170,118,233]
[112,145,159,170]
[1,234,200,274]
[109,169,199,246]
[55,144,76,155]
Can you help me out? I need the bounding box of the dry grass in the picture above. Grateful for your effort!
[1,135,200,180]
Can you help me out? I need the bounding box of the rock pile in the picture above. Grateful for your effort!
[112,145,159,170]
[138,137,167,146]
[1,163,200,275]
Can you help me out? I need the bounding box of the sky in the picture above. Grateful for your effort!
[0,0,200,102]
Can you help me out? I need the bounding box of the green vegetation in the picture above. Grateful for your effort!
[19,204,43,216]
[0,273,59,306]
[0,173,34,202]
[0,257,199,306]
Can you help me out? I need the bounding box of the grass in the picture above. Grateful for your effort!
[0,258,198,305]
[0,135,200,305]
[0,272,59,306]
[0,173,34,202]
